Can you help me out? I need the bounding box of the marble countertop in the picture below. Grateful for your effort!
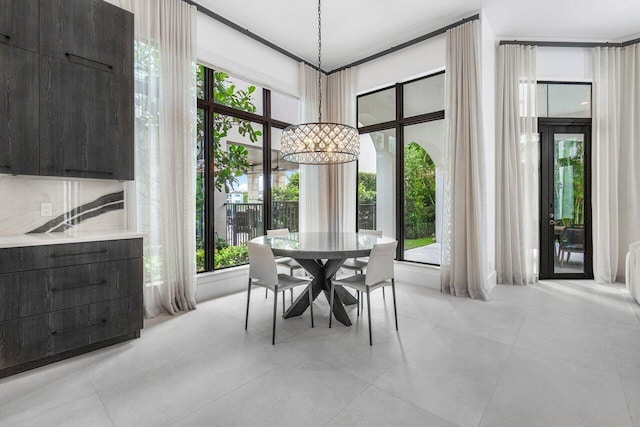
[0,230,144,249]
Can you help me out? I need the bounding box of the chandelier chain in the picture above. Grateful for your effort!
[317,0,322,123]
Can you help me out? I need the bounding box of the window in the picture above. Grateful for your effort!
[537,82,591,118]
[196,65,299,272]
[356,71,445,265]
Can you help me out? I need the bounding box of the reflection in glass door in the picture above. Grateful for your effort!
[539,123,592,279]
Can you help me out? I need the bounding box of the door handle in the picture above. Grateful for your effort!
[549,220,555,225]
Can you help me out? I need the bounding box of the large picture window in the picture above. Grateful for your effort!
[357,71,444,265]
[196,65,299,272]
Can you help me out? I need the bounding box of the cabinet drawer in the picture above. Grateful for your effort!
[0,239,142,274]
[48,294,143,355]
[0,258,143,321]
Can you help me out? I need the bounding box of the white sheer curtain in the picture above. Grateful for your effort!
[495,45,539,285]
[299,63,357,233]
[119,0,197,317]
[593,44,640,283]
[440,20,489,299]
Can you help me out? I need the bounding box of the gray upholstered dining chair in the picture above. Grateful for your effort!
[330,240,398,345]
[266,228,305,301]
[246,242,314,345]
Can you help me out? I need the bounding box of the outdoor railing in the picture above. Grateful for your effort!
[224,202,377,244]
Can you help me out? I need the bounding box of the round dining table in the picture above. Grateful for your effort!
[250,232,395,326]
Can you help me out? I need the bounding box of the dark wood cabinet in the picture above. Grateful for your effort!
[0,0,39,52]
[0,44,39,176]
[39,56,133,180]
[0,238,143,378]
[0,0,134,181]
[40,0,133,78]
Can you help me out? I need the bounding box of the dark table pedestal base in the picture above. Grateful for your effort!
[284,258,357,326]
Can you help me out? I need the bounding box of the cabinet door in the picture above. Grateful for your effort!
[0,0,39,52]
[40,0,133,77]
[0,44,39,175]
[0,315,50,369]
[39,56,133,180]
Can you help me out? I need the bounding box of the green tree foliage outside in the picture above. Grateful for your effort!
[404,142,436,239]
[195,66,263,271]
[272,172,300,201]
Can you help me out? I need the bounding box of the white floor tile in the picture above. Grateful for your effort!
[374,326,512,426]
[171,354,369,427]
[1,278,638,427]
[480,347,633,427]
[327,385,457,427]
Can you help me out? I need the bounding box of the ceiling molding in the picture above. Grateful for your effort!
[187,0,478,75]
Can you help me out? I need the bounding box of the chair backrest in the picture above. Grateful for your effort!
[366,241,398,285]
[248,242,278,286]
[559,226,584,248]
[359,229,383,237]
[267,228,290,237]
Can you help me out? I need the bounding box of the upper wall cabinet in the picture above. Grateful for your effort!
[0,0,40,52]
[40,0,133,77]
[40,56,133,180]
[0,45,39,175]
[38,0,134,180]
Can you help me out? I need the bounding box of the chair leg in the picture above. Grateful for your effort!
[245,279,252,330]
[308,285,314,328]
[272,286,278,345]
[391,279,398,330]
[329,281,335,328]
[265,288,268,299]
[357,291,360,317]
[382,287,386,300]
[290,288,294,304]
[282,291,285,316]
[366,289,372,346]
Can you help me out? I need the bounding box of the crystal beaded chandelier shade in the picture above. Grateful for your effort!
[280,0,359,165]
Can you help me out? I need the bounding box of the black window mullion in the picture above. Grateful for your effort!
[395,83,404,261]
[204,68,215,272]
[263,88,272,233]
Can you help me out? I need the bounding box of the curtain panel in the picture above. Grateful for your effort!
[299,63,357,233]
[495,45,539,285]
[441,20,489,299]
[593,44,640,283]
[119,0,198,317]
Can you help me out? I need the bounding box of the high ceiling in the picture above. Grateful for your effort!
[195,0,640,71]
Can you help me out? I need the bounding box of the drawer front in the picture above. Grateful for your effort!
[0,238,142,273]
[0,314,49,369]
[48,294,143,356]
[0,258,143,322]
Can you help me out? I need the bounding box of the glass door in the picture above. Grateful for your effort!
[539,123,593,279]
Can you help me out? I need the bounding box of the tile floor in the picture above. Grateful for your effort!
[1,279,640,427]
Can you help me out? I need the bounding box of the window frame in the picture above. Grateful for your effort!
[356,70,445,264]
[197,66,296,272]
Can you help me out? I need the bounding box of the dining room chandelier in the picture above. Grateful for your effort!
[280,0,359,165]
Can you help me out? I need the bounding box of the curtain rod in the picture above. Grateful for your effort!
[500,39,640,48]
[182,0,322,72]
[186,0,479,75]
[328,14,480,74]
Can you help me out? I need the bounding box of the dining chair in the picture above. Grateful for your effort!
[266,228,304,301]
[330,240,398,345]
[246,242,314,345]
[340,229,385,301]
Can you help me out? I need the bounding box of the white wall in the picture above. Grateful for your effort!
[537,47,593,82]
[196,13,300,97]
[356,35,446,93]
